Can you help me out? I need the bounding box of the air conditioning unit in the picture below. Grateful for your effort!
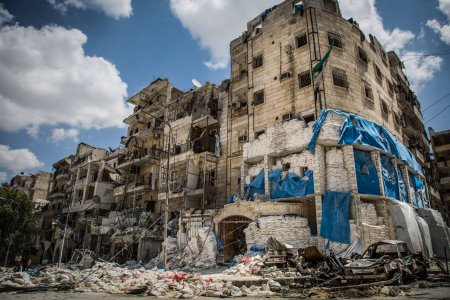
[280,71,291,80]
[282,112,293,122]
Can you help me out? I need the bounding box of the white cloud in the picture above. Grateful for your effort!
[426,19,450,45]
[402,51,443,91]
[0,145,44,172]
[50,128,79,143]
[438,0,450,19]
[339,0,414,52]
[426,0,450,45]
[47,0,132,19]
[0,171,6,183]
[0,24,131,136]
[0,3,13,26]
[169,0,279,69]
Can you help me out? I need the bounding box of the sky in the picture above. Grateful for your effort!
[0,0,449,183]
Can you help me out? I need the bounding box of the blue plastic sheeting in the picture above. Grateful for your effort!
[269,168,314,199]
[397,167,409,203]
[409,171,426,208]
[307,110,423,176]
[244,169,265,200]
[380,154,399,200]
[354,149,381,195]
[320,191,352,244]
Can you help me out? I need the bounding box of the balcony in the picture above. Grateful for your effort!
[55,172,69,181]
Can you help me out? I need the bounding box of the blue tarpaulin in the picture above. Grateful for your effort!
[354,149,381,195]
[320,191,352,244]
[409,171,426,208]
[269,168,314,199]
[397,167,409,203]
[307,110,424,176]
[244,169,265,200]
[380,154,399,200]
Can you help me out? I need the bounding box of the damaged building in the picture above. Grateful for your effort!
[14,0,449,268]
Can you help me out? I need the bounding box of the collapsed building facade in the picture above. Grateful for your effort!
[16,0,449,266]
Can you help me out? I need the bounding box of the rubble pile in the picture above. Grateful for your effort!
[244,216,311,252]
[223,254,265,276]
[170,227,218,271]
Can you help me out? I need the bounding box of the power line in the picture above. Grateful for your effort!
[425,103,450,124]
[402,50,450,62]
[423,92,450,113]
[399,48,450,57]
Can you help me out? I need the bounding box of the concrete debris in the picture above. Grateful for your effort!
[170,227,217,271]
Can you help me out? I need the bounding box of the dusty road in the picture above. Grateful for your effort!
[2,286,450,300]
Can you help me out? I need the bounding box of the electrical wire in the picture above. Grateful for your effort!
[402,50,450,62]
[422,92,450,113]
[425,103,450,124]
[399,48,450,57]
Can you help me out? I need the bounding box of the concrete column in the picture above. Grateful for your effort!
[240,162,247,196]
[263,155,270,196]
[400,165,412,204]
[313,145,326,193]
[314,195,325,250]
[72,168,81,205]
[82,163,92,203]
[371,151,384,196]
[342,146,358,194]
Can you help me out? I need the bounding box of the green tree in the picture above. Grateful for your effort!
[0,186,37,265]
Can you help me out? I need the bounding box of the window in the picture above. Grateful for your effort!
[323,0,337,13]
[238,131,248,143]
[253,90,265,106]
[280,71,291,81]
[328,32,342,48]
[332,68,349,88]
[387,80,394,97]
[364,83,374,101]
[303,114,315,124]
[296,34,308,48]
[358,47,368,63]
[374,63,382,81]
[254,23,262,35]
[298,70,312,88]
[394,112,401,128]
[253,55,263,69]
[381,100,390,118]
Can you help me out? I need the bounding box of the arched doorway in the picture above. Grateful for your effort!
[218,216,252,262]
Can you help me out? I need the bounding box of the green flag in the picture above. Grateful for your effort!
[312,38,334,76]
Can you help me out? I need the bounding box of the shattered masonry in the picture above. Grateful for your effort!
[9,0,449,269]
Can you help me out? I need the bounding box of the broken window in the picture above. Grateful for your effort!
[381,99,390,119]
[298,70,312,89]
[296,34,308,48]
[238,131,247,143]
[374,63,383,82]
[328,32,342,48]
[364,83,374,101]
[332,68,349,88]
[253,90,265,106]
[358,46,368,64]
[323,0,337,13]
[253,54,263,69]
[387,80,394,97]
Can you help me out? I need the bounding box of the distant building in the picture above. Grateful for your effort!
[429,128,450,221]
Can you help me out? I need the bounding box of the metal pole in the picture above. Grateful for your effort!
[58,205,70,267]
[4,235,13,269]
[445,246,449,275]
[163,124,171,269]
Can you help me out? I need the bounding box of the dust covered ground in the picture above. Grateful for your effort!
[2,284,450,300]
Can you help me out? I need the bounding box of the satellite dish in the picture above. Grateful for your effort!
[192,79,202,88]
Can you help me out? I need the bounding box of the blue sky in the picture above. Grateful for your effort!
[0,0,449,183]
